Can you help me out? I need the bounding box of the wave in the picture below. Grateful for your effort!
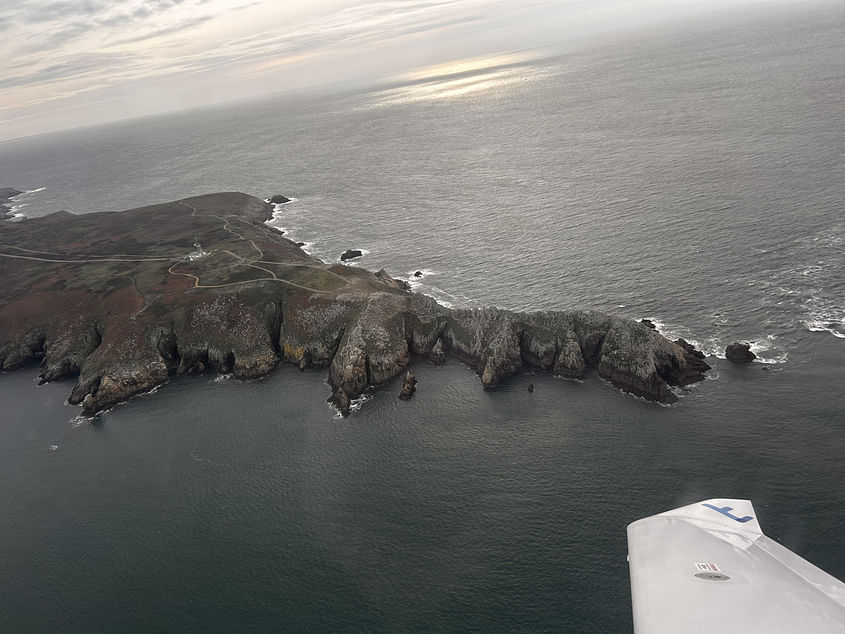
[427,295,454,309]
[263,200,328,261]
[263,199,339,263]
[413,282,473,310]
[332,392,372,420]
[264,206,287,233]
[801,293,844,339]
[748,335,789,364]
[70,415,88,427]
[405,270,452,307]
[764,221,844,340]
[804,317,845,339]
[636,316,720,357]
[637,316,789,364]
[406,268,437,290]
[5,186,46,220]
[404,271,478,309]
[406,267,437,280]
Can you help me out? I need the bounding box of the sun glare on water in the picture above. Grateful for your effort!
[362,52,555,107]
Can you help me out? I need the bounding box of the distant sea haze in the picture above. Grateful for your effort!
[1,2,843,631]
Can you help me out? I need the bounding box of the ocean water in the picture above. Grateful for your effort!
[1,3,844,631]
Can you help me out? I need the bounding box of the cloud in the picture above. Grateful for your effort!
[111,15,215,45]
[0,0,787,141]
[0,0,576,125]
[18,0,110,24]
[0,52,139,91]
[7,0,196,55]
[164,0,491,75]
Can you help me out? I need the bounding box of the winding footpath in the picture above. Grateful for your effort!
[0,200,348,294]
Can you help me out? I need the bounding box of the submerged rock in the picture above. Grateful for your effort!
[726,342,756,364]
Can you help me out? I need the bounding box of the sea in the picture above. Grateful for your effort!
[1,2,843,631]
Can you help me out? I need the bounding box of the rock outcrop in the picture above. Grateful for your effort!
[340,249,363,261]
[322,299,710,414]
[268,194,290,204]
[0,191,711,417]
[1,187,23,220]
[726,342,756,364]
[429,338,446,365]
[398,371,417,400]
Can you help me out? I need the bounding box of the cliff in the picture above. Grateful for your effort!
[0,192,709,415]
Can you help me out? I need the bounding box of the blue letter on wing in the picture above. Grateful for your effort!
[702,503,754,523]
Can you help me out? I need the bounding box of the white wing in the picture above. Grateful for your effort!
[627,498,845,633]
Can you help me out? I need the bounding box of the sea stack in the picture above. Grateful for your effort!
[398,371,417,400]
[725,342,756,364]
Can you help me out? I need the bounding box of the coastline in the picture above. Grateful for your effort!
[0,191,710,417]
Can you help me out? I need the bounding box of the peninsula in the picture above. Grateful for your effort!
[0,192,710,415]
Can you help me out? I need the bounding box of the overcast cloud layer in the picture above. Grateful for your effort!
[1,0,784,140]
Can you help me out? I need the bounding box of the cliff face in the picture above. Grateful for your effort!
[321,294,710,415]
[0,192,710,415]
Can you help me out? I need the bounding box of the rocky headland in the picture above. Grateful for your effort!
[0,192,710,416]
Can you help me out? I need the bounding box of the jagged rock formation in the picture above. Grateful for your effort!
[726,342,756,363]
[0,192,710,416]
[430,338,446,365]
[398,371,417,400]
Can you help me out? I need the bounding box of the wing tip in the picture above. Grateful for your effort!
[628,498,762,534]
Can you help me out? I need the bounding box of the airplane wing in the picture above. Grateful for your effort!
[627,498,845,633]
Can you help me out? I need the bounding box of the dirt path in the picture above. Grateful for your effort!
[0,252,172,264]
[0,198,347,294]
[167,200,345,292]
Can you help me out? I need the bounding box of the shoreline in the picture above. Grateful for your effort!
[0,191,711,417]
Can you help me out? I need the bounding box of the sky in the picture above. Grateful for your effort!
[0,0,779,141]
